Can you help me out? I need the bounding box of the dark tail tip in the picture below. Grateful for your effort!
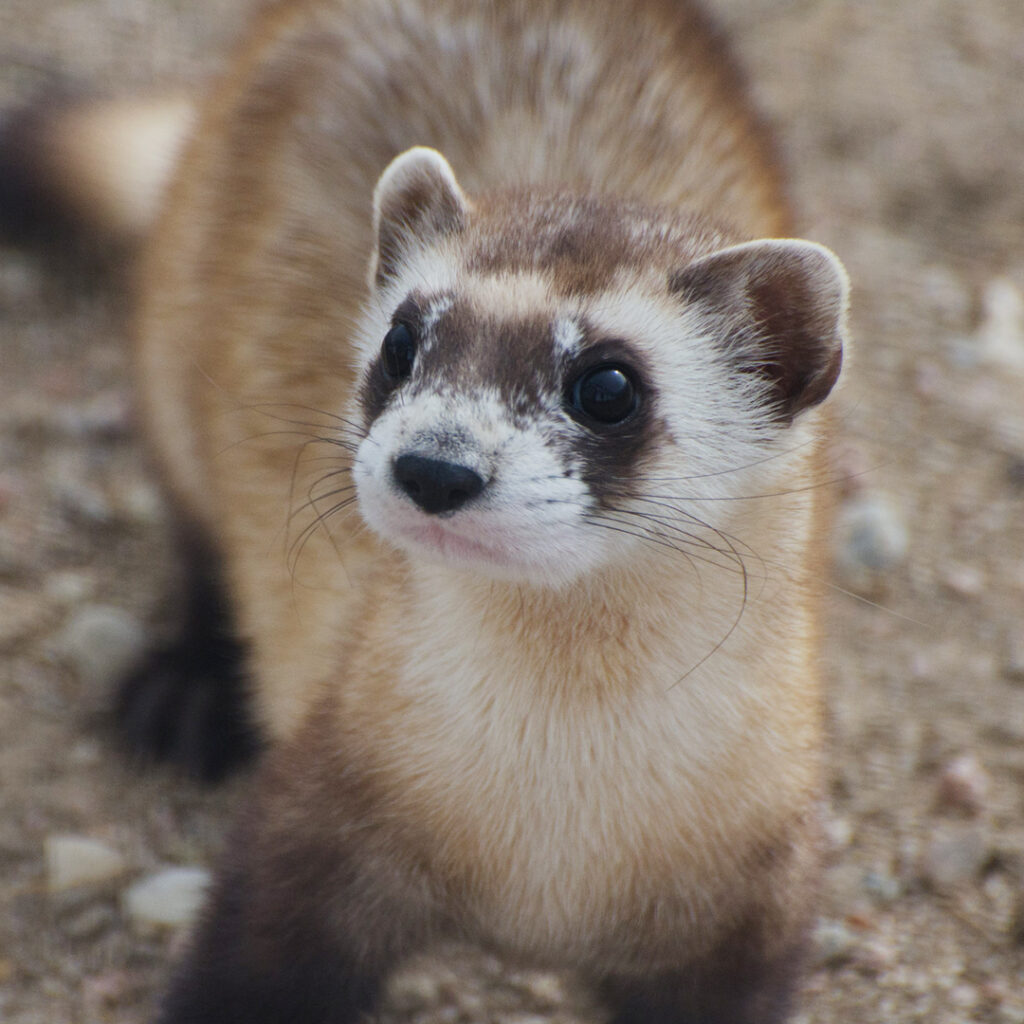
[0,100,128,280]
[0,104,68,245]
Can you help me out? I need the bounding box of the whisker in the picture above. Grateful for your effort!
[580,512,754,581]
[286,495,360,577]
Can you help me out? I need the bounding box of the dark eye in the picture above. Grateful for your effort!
[381,322,416,380]
[570,364,639,424]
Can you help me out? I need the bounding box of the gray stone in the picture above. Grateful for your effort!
[52,605,148,702]
[977,277,1024,374]
[861,869,902,906]
[919,827,990,891]
[44,835,128,893]
[810,919,857,967]
[123,867,212,931]
[833,492,909,588]
[61,904,117,940]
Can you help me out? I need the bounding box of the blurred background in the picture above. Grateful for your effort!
[0,1,1022,1020]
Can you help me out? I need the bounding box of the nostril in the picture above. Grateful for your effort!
[392,454,485,515]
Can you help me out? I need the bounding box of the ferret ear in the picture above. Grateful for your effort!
[369,147,469,289]
[669,239,849,423]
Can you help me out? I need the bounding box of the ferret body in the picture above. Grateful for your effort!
[3,1,849,1021]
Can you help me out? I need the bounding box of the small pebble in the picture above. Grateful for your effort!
[53,604,148,703]
[73,390,133,440]
[388,968,442,1009]
[810,919,856,967]
[977,277,1024,374]
[855,938,896,976]
[861,869,902,906]
[950,983,981,1011]
[54,477,114,525]
[44,835,128,893]
[82,970,138,1012]
[937,754,990,815]
[941,564,985,598]
[824,815,854,856]
[919,827,990,891]
[44,570,97,606]
[522,972,565,1007]
[111,477,166,526]
[123,867,212,931]
[1003,633,1024,684]
[0,586,56,651]
[833,493,908,588]
[61,903,117,940]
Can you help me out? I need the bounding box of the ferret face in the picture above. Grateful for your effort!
[353,277,664,586]
[350,149,847,587]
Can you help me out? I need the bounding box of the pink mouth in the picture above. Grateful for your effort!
[407,520,512,564]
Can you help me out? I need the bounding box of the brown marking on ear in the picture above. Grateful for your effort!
[670,240,848,423]
[372,147,469,287]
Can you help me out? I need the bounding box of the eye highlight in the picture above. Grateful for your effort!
[569,363,639,425]
[381,322,417,380]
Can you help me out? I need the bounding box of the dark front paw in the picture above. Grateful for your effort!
[114,632,258,782]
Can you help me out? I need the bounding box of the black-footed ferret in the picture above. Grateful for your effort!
[2,1,849,1021]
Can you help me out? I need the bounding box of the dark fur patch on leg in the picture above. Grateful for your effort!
[596,921,806,1024]
[156,832,383,1024]
[156,744,449,1024]
[114,526,258,782]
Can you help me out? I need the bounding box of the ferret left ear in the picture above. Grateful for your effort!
[670,239,849,423]
[370,147,470,289]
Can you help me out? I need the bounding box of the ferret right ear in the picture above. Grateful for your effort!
[670,239,849,424]
[370,147,469,289]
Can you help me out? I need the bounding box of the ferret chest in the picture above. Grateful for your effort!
[340,586,791,966]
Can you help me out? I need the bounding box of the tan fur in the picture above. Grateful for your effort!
[122,0,843,1003]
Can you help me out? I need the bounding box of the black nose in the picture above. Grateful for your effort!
[392,454,486,515]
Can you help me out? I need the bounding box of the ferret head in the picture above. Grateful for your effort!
[351,147,848,587]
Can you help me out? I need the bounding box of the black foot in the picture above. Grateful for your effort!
[113,525,259,782]
[115,634,258,783]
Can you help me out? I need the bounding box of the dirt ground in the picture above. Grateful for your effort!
[1,0,1023,1021]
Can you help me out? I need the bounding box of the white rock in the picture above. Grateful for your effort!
[977,277,1024,374]
[123,867,212,931]
[937,754,991,815]
[44,835,128,893]
[53,605,148,696]
[941,564,985,598]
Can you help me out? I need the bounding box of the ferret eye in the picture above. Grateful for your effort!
[570,364,639,425]
[381,322,417,380]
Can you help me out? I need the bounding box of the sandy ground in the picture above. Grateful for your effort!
[1,0,1023,1021]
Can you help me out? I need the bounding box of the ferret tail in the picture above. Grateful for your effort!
[0,93,194,246]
